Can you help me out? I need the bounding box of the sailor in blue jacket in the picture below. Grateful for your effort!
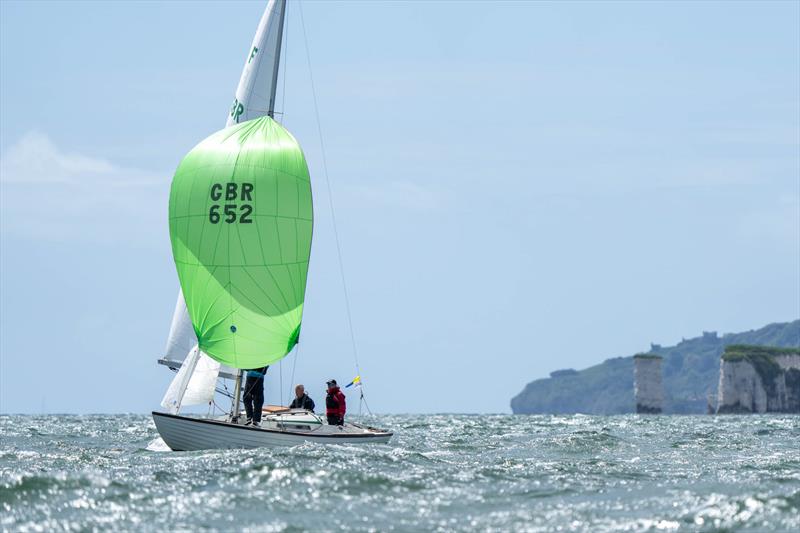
[243,366,268,427]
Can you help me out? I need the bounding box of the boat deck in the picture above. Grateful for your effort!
[152,410,393,451]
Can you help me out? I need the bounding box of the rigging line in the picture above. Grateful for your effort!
[279,358,284,406]
[214,387,234,399]
[289,343,301,397]
[216,379,233,401]
[213,398,228,414]
[298,0,362,377]
[279,0,289,124]
[360,389,374,416]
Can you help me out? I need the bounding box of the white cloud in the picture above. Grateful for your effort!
[1,132,158,185]
[0,132,168,244]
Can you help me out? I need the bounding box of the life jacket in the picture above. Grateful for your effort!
[325,387,346,417]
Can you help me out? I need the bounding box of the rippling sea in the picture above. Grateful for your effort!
[1,414,799,532]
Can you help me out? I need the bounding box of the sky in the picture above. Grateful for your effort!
[1,0,798,414]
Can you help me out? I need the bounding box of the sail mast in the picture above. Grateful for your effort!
[267,0,286,118]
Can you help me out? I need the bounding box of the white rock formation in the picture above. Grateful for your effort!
[717,359,768,413]
[717,353,800,413]
[634,356,663,414]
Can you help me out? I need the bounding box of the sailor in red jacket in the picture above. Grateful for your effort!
[325,379,346,426]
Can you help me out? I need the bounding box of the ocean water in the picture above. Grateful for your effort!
[1,414,798,532]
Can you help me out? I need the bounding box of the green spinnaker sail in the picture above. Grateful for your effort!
[169,116,313,369]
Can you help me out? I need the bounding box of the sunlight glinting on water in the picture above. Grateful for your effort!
[1,414,798,532]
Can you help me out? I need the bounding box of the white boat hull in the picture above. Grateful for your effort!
[152,411,393,451]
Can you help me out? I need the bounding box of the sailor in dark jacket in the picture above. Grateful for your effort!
[288,384,315,412]
[243,366,268,427]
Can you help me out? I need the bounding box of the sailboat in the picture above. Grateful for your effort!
[152,0,392,451]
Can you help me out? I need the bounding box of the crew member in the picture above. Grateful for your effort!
[325,379,346,426]
[289,384,315,412]
[243,366,268,427]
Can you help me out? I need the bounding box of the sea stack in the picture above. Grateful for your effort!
[633,354,664,414]
[716,345,800,413]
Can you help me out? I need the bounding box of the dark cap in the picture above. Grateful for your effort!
[326,379,337,387]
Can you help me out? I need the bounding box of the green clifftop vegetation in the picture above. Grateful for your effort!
[510,320,800,414]
[720,345,800,399]
[721,344,800,360]
[633,353,662,360]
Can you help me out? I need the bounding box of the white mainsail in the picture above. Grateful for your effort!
[227,0,286,126]
[162,0,287,372]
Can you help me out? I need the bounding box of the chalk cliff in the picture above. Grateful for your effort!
[716,345,800,413]
[633,355,663,414]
